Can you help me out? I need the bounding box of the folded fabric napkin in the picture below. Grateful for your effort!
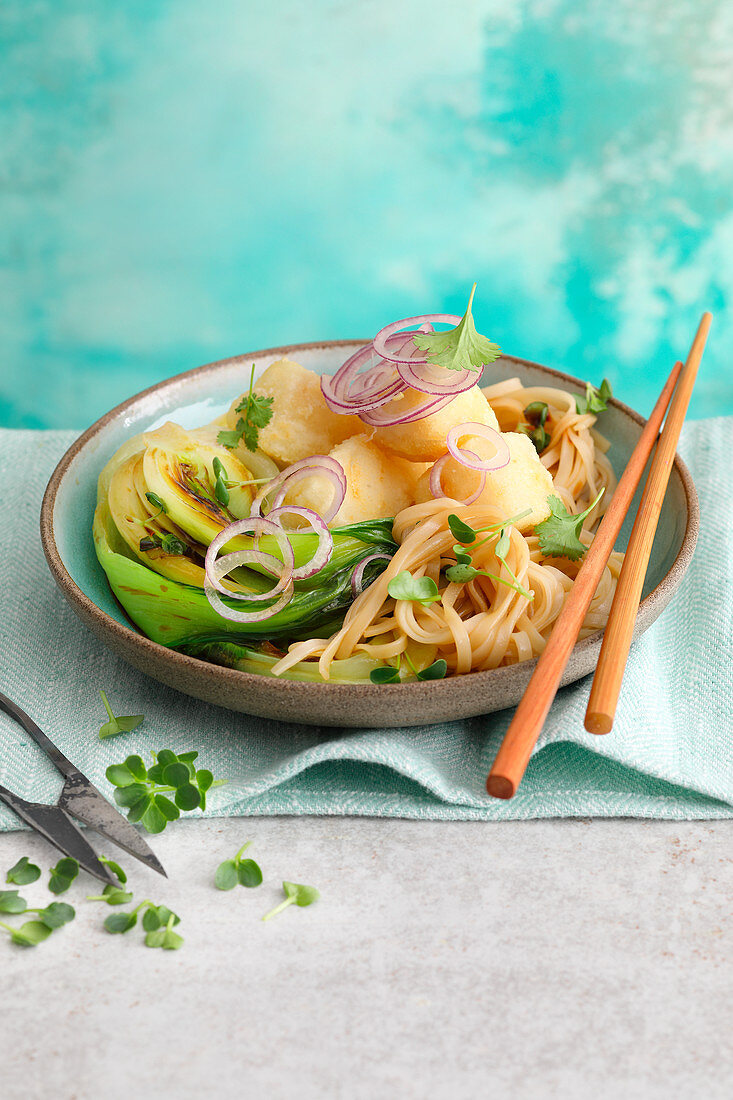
[1,421,731,827]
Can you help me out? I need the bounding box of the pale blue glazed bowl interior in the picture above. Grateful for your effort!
[50,349,689,635]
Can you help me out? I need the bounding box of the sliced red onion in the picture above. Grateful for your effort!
[429,451,486,504]
[357,391,455,428]
[267,505,334,579]
[204,570,295,623]
[350,554,392,598]
[321,343,405,414]
[372,314,461,363]
[204,517,295,601]
[251,456,347,524]
[446,423,511,472]
[396,358,479,398]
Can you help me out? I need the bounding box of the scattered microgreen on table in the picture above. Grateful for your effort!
[218,364,274,452]
[215,842,263,890]
[262,881,320,922]
[412,284,501,374]
[86,884,134,906]
[49,857,79,895]
[99,855,127,884]
[98,689,144,740]
[6,856,41,885]
[106,750,224,833]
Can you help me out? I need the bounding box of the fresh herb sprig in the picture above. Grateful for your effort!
[262,881,320,922]
[218,364,274,452]
[535,489,605,561]
[575,379,612,415]
[412,284,501,374]
[98,690,144,740]
[445,514,534,599]
[6,856,41,885]
[106,750,225,834]
[215,842,263,890]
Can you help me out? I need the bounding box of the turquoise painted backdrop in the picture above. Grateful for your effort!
[2,0,731,429]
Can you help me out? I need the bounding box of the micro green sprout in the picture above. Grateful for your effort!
[215,842,263,890]
[6,856,41,885]
[98,689,144,740]
[106,750,224,834]
[262,881,320,922]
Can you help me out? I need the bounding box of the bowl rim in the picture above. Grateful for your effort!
[40,340,700,698]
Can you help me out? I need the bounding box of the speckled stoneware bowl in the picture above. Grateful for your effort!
[41,343,698,728]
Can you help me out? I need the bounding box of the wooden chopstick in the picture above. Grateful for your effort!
[585,312,712,734]
[486,357,684,799]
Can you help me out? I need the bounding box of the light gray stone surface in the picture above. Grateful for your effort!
[0,817,731,1100]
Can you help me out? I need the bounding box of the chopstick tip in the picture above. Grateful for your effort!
[585,711,613,735]
[486,774,516,800]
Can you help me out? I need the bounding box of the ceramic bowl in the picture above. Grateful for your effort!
[40,343,698,728]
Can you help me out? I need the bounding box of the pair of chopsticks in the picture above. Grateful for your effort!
[487,312,712,800]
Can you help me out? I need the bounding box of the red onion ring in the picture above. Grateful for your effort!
[372,314,461,363]
[205,568,295,623]
[429,451,486,504]
[350,554,392,598]
[204,517,295,601]
[251,456,347,524]
[446,423,511,472]
[266,505,334,579]
[357,391,455,428]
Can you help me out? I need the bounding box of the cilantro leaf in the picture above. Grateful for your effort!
[217,365,274,452]
[535,490,605,561]
[412,284,501,373]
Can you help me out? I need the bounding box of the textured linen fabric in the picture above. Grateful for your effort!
[0,422,731,827]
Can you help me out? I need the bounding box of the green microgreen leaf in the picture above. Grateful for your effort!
[524,401,549,427]
[37,902,75,929]
[145,912,183,950]
[387,571,441,606]
[174,784,201,812]
[98,690,144,740]
[196,769,214,793]
[145,491,167,518]
[0,889,28,914]
[104,910,138,934]
[518,423,551,454]
[141,801,168,834]
[162,762,191,788]
[237,860,263,888]
[6,856,41,885]
[447,514,478,544]
[445,563,482,584]
[99,856,127,884]
[48,857,79,895]
[161,533,187,556]
[412,284,501,374]
[113,783,149,809]
[215,860,238,891]
[452,544,473,565]
[576,378,613,415]
[262,881,320,922]
[416,659,448,681]
[218,364,274,452]
[86,884,134,906]
[2,920,52,946]
[369,665,401,684]
[154,794,180,822]
[535,490,605,562]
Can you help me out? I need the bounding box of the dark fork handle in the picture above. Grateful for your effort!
[0,689,77,779]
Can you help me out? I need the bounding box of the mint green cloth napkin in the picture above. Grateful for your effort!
[1,422,731,826]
